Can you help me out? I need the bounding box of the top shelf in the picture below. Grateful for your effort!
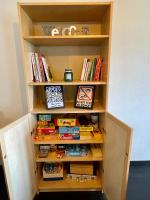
[24,35,109,46]
[19,3,111,22]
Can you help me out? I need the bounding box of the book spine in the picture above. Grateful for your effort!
[84,60,90,81]
[32,53,39,82]
[29,52,35,81]
[34,53,42,82]
[38,53,46,82]
[42,57,51,81]
[94,58,100,81]
[92,58,97,81]
[90,60,94,81]
[80,58,87,81]
[101,59,105,81]
[87,61,93,81]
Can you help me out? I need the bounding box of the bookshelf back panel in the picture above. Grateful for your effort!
[20,3,110,22]
[33,22,102,36]
[32,85,106,112]
[37,46,105,82]
[20,4,111,36]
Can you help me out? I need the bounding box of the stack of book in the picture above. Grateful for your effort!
[29,52,52,82]
[80,57,104,81]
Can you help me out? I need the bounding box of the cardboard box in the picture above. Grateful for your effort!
[59,126,79,134]
[43,162,63,181]
[70,162,93,175]
[54,114,78,126]
[79,126,93,132]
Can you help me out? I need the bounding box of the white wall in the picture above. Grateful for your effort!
[108,0,150,160]
[0,0,150,161]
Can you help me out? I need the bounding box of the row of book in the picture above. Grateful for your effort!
[29,52,52,82]
[80,57,104,81]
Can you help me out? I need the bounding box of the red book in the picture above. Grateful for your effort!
[94,58,101,81]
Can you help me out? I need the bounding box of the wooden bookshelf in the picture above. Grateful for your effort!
[18,2,111,194]
[24,35,109,46]
[38,170,102,192]
[12,2,133,199]
[31,101,105,114]
[28,81,107,86]
[36,150,103,162]
[33,134,103,145]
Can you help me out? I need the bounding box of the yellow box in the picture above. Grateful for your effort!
[70,162,93,175]
[79,126,93,132]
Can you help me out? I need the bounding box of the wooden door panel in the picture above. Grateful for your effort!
[103,113,132,200]
[0,114,36,200]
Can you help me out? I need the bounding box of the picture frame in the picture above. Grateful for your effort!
[75,85,95,109]
[45,85,64,109]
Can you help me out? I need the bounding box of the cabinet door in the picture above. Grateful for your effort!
[0,114,36,200]
[103,112,132,200]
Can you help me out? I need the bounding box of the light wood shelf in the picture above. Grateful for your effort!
[28,81,107,86]
[36,150,103,162]
[38,171,102,192]
[31,101,105,114]
[24,35,109,46]
[33,134,103,145]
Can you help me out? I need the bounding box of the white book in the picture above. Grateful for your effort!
[84,60,91,81]
[42,57,51,81]
[80,58,87,81]
[28,52,34,81]
[34,53,42,82]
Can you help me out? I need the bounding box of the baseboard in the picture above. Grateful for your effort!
[130,161,150,166]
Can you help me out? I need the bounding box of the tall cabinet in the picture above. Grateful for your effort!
[0,2,132,200]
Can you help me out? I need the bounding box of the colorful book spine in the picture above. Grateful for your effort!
[34,53,41,82]
[29,52,36,81]
[92,58,97,81]
[81,58,87,81]
[38,53,46,82]
[87,61,93,81]
[94,58,101,81]
[42,56,51,81]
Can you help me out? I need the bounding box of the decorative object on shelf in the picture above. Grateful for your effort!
[64,68,73,82]
[75,85,95,109]
[42,24,77,36]
[42,25,55,35]
[81,26,89,35]
[45,85,64,109]
[51,28,60,36]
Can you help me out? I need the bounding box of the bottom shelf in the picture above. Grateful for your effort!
[38,171,102,192]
